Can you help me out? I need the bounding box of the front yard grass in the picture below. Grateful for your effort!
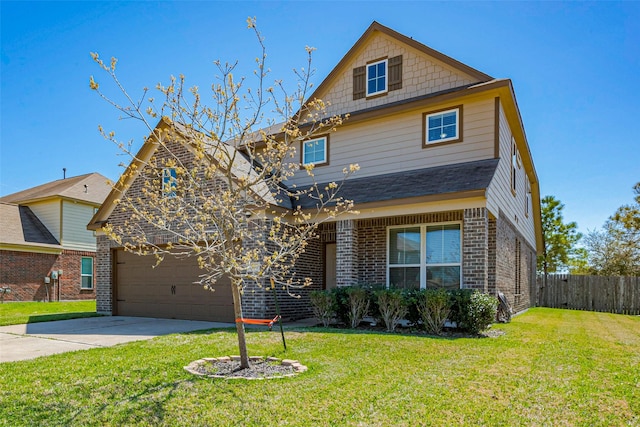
[1,308,638,426]
[0,300,99,326]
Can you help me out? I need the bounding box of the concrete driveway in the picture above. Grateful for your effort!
[0,316,233,363]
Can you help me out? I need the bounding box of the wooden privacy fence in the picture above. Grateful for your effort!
[537,275,640,315]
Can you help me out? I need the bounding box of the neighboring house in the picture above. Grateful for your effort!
[0,173,111,301]
[89,22,542,321]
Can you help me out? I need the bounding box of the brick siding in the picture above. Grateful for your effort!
[0,249,96,301]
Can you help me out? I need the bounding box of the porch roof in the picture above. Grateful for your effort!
[295,158,499,209]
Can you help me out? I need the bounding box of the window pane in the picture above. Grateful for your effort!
[429,116,442,128]
[426,266,460,290]
[81,257,93,275]
[368,64,377,77]
[428,129,441,142]
[389,227,420,264]
[389,267,420,290]
[81,276,93,289]
[377,62,385,76]
[426,225,460,264]
[443,124,456,138]
[442,111,457,125]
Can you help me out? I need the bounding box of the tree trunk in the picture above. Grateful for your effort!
[230,279,250,369]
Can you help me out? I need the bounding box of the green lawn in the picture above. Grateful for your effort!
[0,300,99,326]
[1,308,638,426]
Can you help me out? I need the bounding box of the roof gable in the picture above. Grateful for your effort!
[309,21,492,118]
[0,172,111,205]
[0,202,61,249]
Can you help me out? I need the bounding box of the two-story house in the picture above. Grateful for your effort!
[0,173,111,301]
[88,22,541,321]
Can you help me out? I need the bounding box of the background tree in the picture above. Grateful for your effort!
[585,182,640,276]
[90,19,358,369]
[537,195,583,276]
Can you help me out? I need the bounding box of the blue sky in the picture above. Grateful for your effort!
[1,1,638,235]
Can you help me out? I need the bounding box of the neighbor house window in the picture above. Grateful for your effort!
[162,167,177,198]
[301,136,328,166]
[366,58,388,97]
[81,257,93,289]
[388,223,461,290]
[423,106,462,146]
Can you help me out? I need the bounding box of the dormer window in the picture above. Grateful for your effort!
[353,55,402,100]
[367,59,388,97]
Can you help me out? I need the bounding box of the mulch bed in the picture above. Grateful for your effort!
[184,356,307,380]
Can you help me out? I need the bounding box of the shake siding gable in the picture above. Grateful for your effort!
[288,98,496,188]
[316,32,480,118]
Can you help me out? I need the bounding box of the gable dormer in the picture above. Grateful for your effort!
[310,22,492,118]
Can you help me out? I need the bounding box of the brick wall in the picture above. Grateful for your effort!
[336,219,359,286]
[95,235,113,313]
[495,212,535,313]
[462,208,489,292]
[0,249,96,301]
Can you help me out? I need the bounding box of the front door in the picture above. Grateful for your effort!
[324,243,337,290]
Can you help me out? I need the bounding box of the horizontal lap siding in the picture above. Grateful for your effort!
[26,200,61,242]
[61,201,97,251]
[290,98,495,187]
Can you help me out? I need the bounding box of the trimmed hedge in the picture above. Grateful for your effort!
[309,286,499,333]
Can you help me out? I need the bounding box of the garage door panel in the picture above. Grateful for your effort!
[115,250,234,322]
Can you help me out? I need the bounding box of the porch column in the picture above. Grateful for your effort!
[463,208,489,292]
[336,219,359,287]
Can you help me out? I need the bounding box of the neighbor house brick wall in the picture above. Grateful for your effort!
[95,235,113,314]
[0,249,96,301]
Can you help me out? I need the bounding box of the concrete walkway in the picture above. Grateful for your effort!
[0,316,234,363]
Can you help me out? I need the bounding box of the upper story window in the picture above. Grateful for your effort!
[162,167,177,198]
[511,138,518,195]
[353,55,403,100]
[367,59,388,97]
[423,106,462,147]
[301,136,328,166]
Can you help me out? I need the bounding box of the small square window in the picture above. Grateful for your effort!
[162,168,177,198]
[366,59,388,97]
[424,107,461,145]
[81,257,93,289]
[301,136,328,166]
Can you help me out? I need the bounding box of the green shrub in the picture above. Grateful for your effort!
[331,287,351,326]
[467,292,498,334]
[402,288,422,326]
[448,288,474,331]
[346,287,370,328]
[309,290,335,327]
[374,289,408,332]
[416,289,451,335]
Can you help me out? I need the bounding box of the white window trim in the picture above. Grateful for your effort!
[81,257,93,290]
[386,222,462,289]
[366,58,388,97]
[302,136,328,166]
[425,108,460,144]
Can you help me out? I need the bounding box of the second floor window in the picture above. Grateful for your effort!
[302,136,328,166]
[162,167,177,198]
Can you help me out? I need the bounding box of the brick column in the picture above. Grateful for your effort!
[463,208,489,292]
[95,235,113,314]
[336,219,358,287]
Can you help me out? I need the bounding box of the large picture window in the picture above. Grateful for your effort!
[388,223,461,290]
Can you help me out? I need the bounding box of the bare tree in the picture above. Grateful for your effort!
[90,19,358,369]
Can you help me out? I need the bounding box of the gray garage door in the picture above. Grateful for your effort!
[114,249,234,322]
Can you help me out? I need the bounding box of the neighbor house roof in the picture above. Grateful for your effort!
[295,159,499,210]
[0,202,62,252]
[0,172,111,205]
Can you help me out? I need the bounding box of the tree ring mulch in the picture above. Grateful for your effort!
[184,356,307,380]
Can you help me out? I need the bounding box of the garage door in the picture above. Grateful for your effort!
[114,249,234,322]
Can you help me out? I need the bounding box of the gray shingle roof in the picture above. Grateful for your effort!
[0,173,111,205]
[0,203,61,247]
[294,158,499,209]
